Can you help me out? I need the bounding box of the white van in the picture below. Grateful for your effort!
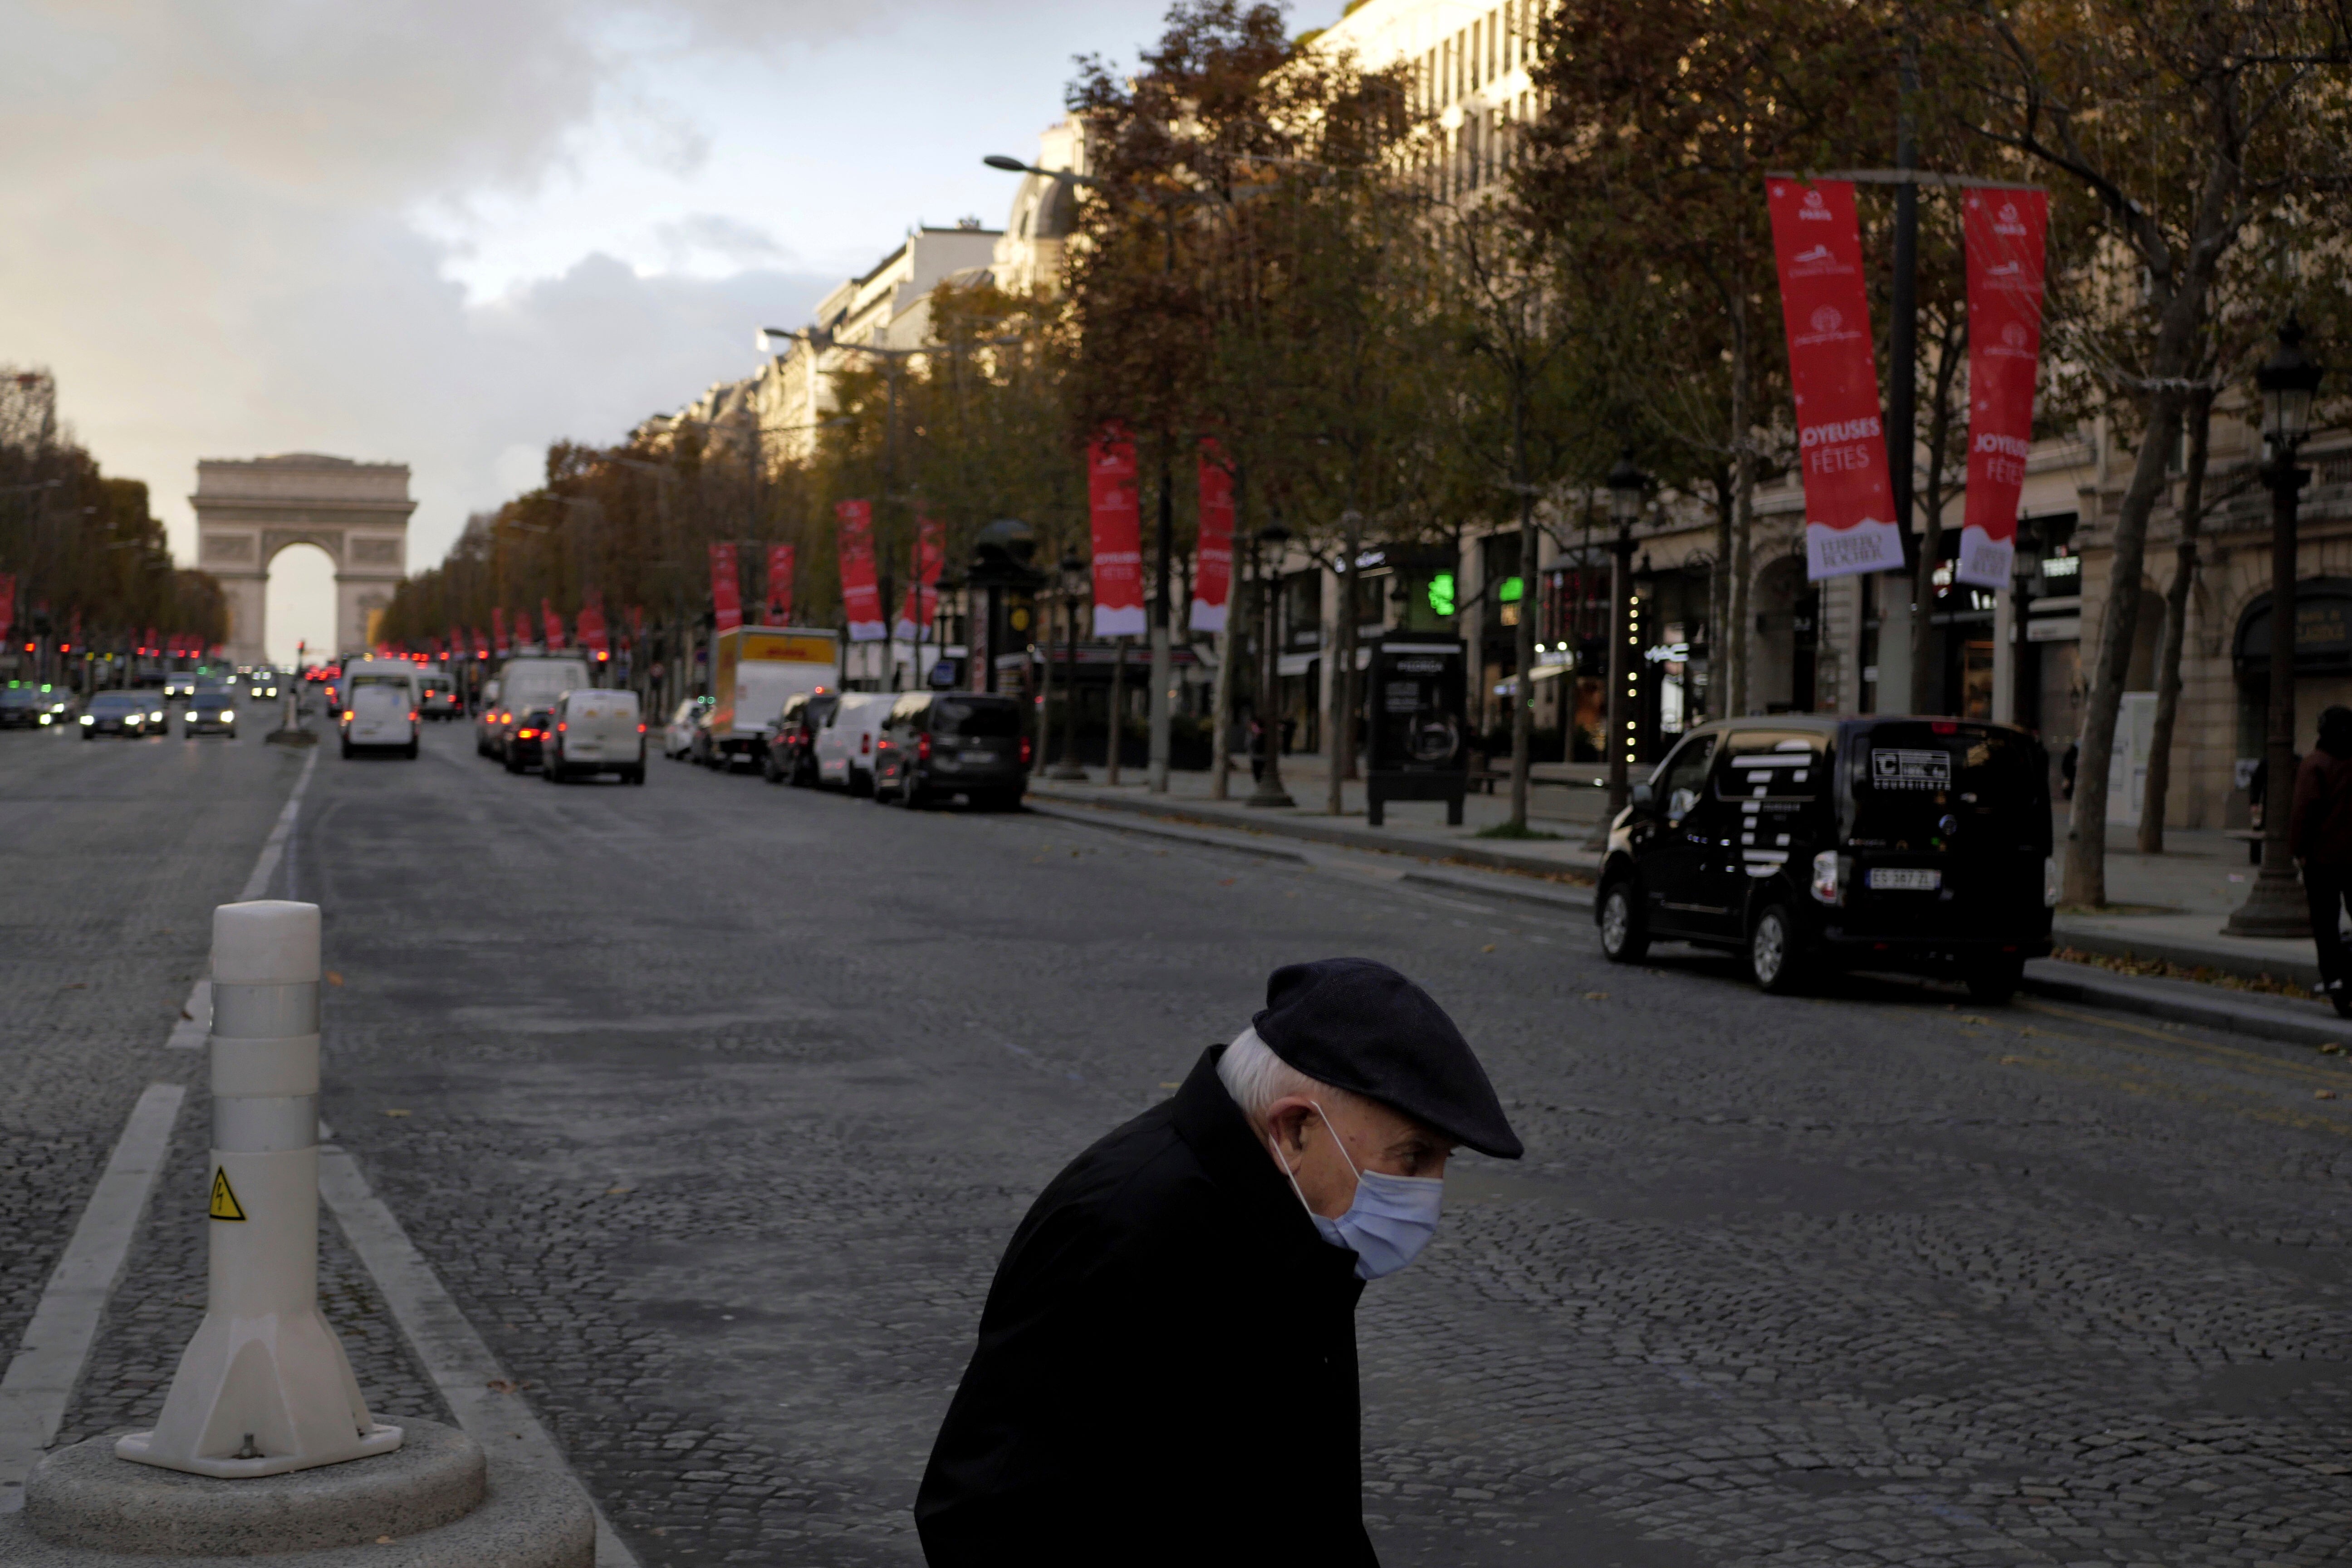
[496,656,593,717]
[813,692,894,795]
[340,661,419,759]
[545,688,646,785]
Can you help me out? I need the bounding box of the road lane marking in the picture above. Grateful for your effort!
[316,1126,640,1568]
[237,744,320,902]
[168,746,321,1050]
[0,1083,186,1512]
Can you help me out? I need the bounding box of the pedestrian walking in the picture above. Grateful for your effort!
[914,958,1522,1566]
[2292,705,2352,1018]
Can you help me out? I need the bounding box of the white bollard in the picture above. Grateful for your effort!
[116,900,402,1478]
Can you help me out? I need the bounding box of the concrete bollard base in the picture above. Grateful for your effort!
[0,1421,592,1567]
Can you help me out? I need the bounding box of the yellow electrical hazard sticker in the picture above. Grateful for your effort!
[209,1168,247,1221]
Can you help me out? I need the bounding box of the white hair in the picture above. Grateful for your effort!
[1217,1026,1356,1128]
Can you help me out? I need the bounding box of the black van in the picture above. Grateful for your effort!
[1595,715,2054,1001]
[873,691,1031,810]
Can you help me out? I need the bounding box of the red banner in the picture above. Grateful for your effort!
[835,501,884,642]
[1955,187,2049,590]
[493,607,509,656]
[895,517,945,641]
[767,544,795,626]
[3,577,18,643]
[1767,178,1901,580]
[578,591,608,654]
[1191,440,1235,633]
[542,599,566,651]
[471,628,486,660]
[1088,430,1145,637]
[710,543,742,632]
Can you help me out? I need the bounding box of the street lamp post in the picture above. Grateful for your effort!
[1249,523,1295,808]
[1052,553,1089,780]
[1592,454,1649,843]
[2226,319,2324,939]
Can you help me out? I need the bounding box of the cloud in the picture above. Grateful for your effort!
[655,213,791,271]
[0,0,865,568]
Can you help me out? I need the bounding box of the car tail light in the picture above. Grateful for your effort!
[408,710,419,721]
[916,732,931,762]
[556,722,567,732]
[860,733,870,755]
[1930,720,1958,734]
[1810,851,1846,906]
[342,710,353,721]
[1019,735,1033,766]
[518,727,537,739]
[637,723,647,733]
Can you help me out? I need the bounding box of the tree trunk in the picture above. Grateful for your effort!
[2137,385,2215,854]
[1328,513,1363,815]
[2062,387,2187,906]
[1908,316,1966,715]
[1106,636,1127,785]
[1509,476,1538,831]
[1709,466,1733,722]
[1039,589,1059,785]
[1210,562,1243,802]
[1726,302,1755,717]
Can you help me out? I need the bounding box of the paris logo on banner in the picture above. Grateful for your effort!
[542,599,566,651]
[894,517,944,642]
[578,591,608,654]
[1767,179,1902,580]
[710,542,743,632]
[492,606,509,655]
[1955,188,2048,590]
[835,500,885,642]
[1191,439,1235,633]
[1088,428,1146,637]
[767,543,795,626]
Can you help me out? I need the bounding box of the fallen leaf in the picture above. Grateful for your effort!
[2323,1043,2347,1056]
[178,1008,193,1020]
[1218,877,1238,886]
[1481,944,1496,953]
[605,1186,632,1195]
[383,1108,411,1118]
[1999,1055,2028,1065]
[485,1379,519,1393]
[2318,1089,2340,1102]
[377,1537,395,1545]
[1957,1014,1992,1026]
[61,983,84,990]
[325,971,344,986]
[1583,991,1608,1001]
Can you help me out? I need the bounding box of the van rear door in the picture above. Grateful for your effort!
[1844,722,2049,937]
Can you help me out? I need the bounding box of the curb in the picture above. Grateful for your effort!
[1024,785,1601,883]
[2021,960,2352,1050]
[2048,924,2323,992]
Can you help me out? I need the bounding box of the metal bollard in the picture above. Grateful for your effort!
[116,900,402,1478]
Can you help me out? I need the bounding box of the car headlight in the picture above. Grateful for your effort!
[39,714,51,725]
[78,715,93,725]
[221,711,235,722]
[151,711,165,723]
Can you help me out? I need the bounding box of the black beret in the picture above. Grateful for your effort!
[1252,957,1522,1160]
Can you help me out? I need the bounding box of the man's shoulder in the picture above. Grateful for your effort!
[1027,1102,1220,1240]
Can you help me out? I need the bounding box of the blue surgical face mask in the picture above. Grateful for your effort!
[1269,1102,1444,1280]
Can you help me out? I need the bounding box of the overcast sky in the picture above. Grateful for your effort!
[2,0,1228,657]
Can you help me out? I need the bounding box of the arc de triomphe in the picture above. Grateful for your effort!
[193,455,414,667]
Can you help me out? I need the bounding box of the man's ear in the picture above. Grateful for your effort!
[1264,1098,1316,1156]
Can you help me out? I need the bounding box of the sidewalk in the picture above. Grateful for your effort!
[2051,819,2323,990]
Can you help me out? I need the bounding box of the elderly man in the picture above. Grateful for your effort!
[915,957,1521,1565]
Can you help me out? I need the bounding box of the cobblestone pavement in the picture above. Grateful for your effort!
[15,718,2352,1565]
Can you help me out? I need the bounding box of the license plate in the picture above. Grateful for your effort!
[1868,867,1941,892]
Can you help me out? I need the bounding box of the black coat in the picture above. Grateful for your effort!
[916,1046,1375,1566]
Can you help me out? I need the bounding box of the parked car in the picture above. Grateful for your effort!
[503,706,555,773]
[872,691,1031,810]
[184,691,238,738]
[1594,715,2055,1003]
[812,692,895,795]
[662,697,711,760]
[762,690,838,785]
[417,673,462,720]
[80,691,165,738]
[543,688,646,784]
[474,677,505,756]
[339,661,420,759]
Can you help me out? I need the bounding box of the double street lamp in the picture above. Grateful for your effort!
[2226,318,2325,939]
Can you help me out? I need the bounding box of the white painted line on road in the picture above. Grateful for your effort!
[164,978,209,1051]
[237,745,321,902]
[316,1127,641,1568]
[0,1082,186,1512]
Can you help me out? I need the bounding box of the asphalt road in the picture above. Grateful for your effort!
[8,708,2352,1566]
